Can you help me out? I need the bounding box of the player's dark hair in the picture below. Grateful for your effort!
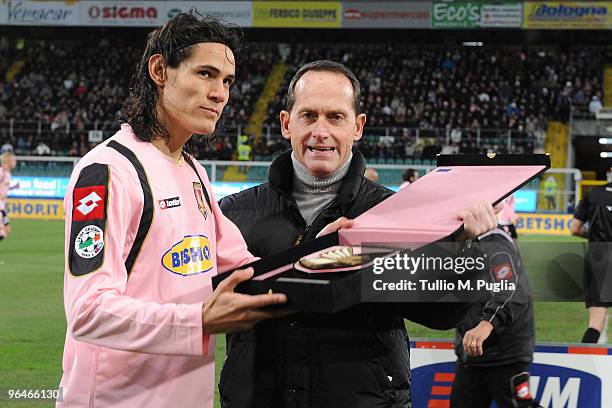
[285,60,362,115]
[119,11,243,142]
[403,168,417,182]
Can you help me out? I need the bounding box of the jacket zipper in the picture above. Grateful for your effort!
[293,199,339,246]
[294,228,308,246]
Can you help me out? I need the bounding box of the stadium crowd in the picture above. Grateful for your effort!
[266,43,603,160]
[0,35,277,159]
[0,35,604,162]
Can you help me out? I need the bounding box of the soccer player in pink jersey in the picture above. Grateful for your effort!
[0,150,18,241]
[58,13,289,407]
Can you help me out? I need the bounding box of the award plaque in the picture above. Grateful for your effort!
[212,154,550,313]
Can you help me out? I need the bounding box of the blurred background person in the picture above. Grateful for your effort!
[0,150,18,241]
[451,229,536,408]
[364,167,378,183]
[400,168,419,189]
[571,166,612,344]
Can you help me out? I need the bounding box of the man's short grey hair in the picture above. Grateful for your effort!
[285,60,362,114]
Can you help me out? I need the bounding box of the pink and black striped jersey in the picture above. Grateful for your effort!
[0,166,11,210]
[59,124,255,407]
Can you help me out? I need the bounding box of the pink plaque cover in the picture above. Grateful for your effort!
[338,165,546,246]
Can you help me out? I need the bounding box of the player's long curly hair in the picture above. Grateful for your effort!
[119,11,243,143]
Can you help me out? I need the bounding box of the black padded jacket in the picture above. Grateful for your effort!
[218,150,411,408]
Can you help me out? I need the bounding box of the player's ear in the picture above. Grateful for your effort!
[148,54,167,87]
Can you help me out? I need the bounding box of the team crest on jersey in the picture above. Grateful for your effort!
[75,225,104,259]
[193,182,208,220]
[161,235,213,276]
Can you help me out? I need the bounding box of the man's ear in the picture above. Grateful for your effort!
[148,54,166,87]
[280,110,291,140]
[354,113,366,142]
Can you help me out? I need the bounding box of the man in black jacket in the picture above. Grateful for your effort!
[219,60,500,408]
[450,229,536,408]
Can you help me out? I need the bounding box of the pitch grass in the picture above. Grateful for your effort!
[0,220,609,407]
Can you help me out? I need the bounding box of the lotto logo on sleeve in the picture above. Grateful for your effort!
[515,381,532,400]
[493,262,514,281]
[73,186,106,221]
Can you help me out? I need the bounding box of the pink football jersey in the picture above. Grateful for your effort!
[58,124,254,407]
[0,166,11,211]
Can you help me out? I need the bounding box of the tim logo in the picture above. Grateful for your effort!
[159,197,181,210]
[411,362,601,407]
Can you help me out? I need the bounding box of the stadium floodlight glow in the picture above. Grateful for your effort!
[599,138,612,144]
[600,152,612,158]
[462,41,484,47]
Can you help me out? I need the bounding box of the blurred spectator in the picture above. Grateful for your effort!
[364,167,378,183]
[1,142,13,153]
[589,95,603,114]
[35,141,51,156]
[543,176,558,210]
[400,168,419,189]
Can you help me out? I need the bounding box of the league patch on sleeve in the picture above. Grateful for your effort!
[69,163,109,276]
[74,225,104,259]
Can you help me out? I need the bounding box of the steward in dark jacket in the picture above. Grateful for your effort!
[219,149,415,408]
[450,229,535,407]
[454,231,534,367]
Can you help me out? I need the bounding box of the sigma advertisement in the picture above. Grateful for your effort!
[82,1,162,27]
[411,340,612,407]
